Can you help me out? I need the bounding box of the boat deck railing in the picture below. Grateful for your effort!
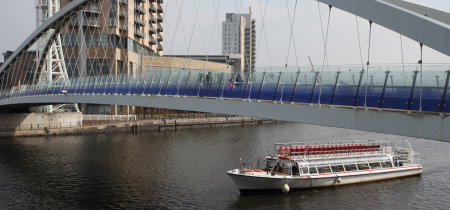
[275,140,395,158]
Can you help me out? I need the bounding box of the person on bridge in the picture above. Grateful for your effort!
[235,73,244,91]
[229,74,235,89]
[206,72,213,89]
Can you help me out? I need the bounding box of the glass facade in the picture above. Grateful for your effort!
[86,59,111,75]
[86,104,111,115]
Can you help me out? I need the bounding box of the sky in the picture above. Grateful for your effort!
[0,0,449,68]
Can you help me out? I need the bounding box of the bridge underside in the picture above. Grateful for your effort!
[1,95,448,142]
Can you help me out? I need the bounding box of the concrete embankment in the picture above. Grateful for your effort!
[0,117,278,138]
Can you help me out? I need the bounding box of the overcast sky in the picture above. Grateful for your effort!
[0,0,449,68]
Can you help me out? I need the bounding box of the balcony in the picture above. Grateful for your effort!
[119,0,128,4]
[149,4,156,13]
[149,25,156,34]
[135,16,146,26]
[134,29,146,38]
[157,23,163,32]
[35,0,48,8]
[158,0,163,3]
[149,14,156,23]
[149,36,156,44]
[135,0,145,2]
[157,43,163,51]
[157,4,163,12]
[69,18,102,28]
[119,9,127,18]
[157,14,163,21]
[84,5,101,14]
[157,33,163,41]
[119,22,128,31]
[135,4,146,14]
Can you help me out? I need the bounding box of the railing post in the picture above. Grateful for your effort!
[182,72,191,97]
[378,70,390,110]
[140,72,149,95]
[290,70,301,104]
[257,72,267,102]
[156,74,163,96]
[163,73,172,96]
[439,70,450,113]
[407,71,419,112]
[272,72,283,102]
[173,71,181,96]
[145,73,155,95]
[193,73,201,97]
[330,70,341,106]
[216,72,224,97]
[309,72,320,104]
[242,73,252,99]
[353,70,364,108]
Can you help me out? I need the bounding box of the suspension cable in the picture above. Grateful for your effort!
[419,43,423,113]
[280,0,298,103]
[317,3,332,106]
[257,0,272,69]
[364,21,373,110]
[400,35,405,86]
[356,16,364,71]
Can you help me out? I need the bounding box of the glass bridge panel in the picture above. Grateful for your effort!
[291,70,316,103]
[258,71,279,101]
[332,68,362,106]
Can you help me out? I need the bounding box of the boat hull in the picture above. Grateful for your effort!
[227,165,422,192]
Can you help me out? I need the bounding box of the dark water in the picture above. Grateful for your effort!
[0,123,449,209]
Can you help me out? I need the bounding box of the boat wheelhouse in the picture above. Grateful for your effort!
[227,140,421,193]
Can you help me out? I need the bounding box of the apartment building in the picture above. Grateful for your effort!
[60,0,164,115]
[222,7,256,72]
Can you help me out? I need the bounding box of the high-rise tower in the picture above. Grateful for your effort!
[222,7,256,73]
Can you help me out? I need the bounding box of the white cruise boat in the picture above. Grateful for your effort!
[227,140,422,193]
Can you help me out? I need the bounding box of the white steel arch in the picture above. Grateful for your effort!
[0,0,93,76]
[317,0,450,57]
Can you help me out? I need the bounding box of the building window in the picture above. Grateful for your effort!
[86,104,111,115]
[110,0,118,28]
[86,59,111,76]
[117,60,124,74]
[65,58,79,78]
[129,61,133,75]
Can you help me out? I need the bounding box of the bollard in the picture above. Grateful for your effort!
[31,124,33,131]
[38,124,39,130]
[70,122,71,128]
[108,120,110,125]
[60,123,61,129]
[19,124,20,131]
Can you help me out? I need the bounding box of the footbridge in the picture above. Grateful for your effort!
[1,0,450,142]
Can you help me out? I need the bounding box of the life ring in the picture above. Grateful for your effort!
[243,169,254,172]
[280,156,291,159]
[254,169,263,172]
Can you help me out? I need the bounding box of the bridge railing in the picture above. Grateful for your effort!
[1,65,450,113]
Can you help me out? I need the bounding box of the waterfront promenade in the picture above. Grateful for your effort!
[0,114,276,138]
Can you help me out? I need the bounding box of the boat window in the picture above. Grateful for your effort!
[291,161,300,176]
[381,161,393,168]
[261,159,277,171]
[317,166,332,174]
[357,163,370,170]
[301,167,309,175]
[271,160,291,175]
[309,167,318,174]
[344,164,358,171]
[331,165,345,173]
[369,162,382,169]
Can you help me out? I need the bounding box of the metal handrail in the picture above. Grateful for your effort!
[135,16,146,26]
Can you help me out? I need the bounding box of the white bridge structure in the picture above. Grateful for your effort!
[1,0,450,142]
